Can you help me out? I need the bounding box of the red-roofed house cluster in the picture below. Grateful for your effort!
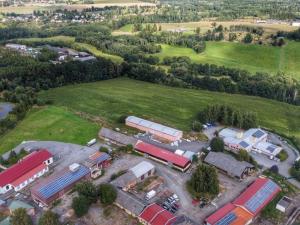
[205,177,281,225]
[0,149,53,194]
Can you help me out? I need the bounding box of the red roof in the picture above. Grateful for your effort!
[233,177,280,216]
[0,149,52,187]
[135,141,191,168]
[11,163,47,187]
[140,203,176,225]
[205,203,235,225]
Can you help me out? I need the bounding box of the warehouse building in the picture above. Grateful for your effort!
[99,127,137,146]
[0,149,53,194]
[205,177,281,225]
[134,141,191,172]
[31,163,90,206]
[204,152,254,179]
[126,116,183,142]
[111,161,155,191]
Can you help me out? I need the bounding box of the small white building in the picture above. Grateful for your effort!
[253,142,282,159]
[292,22,300,27]
[276,196,293,213]
[5,44,27,51]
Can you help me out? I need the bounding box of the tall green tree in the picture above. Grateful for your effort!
[38,211,61,225]
[10,208,33,225]
[210,137,224,152]
[98,183,117,206]
[72,195,90,217]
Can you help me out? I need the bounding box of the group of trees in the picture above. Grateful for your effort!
[10,208,60,225]
[187,164,219,199]
[198,104,258,129]
[290,160,300,181]
[72,181,117,217]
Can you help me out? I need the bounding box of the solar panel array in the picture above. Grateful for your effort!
[266,145,277,153]
[239,141,249,148]
[38,165,90,199]
[245,180,278,213]
[252,130,265,138]
[126,116,182,137]
[94,153,110,164]
[215,212,237,225]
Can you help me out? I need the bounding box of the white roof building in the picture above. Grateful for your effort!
[253,142,282,158]
[129,161,155,179]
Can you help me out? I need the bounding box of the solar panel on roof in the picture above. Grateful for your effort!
[94,153,109,164]
[215,212,237,225]
[252,130,265,138]
[239,141,249,148]
[38,166,89,199]
[266,145,276,153]
[245,180,278,213]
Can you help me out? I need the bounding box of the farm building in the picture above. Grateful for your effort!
[111,161,155,191]
[8,200,35,216]
[99,127,137,146]
[134,141,191,172]
[31,163,90,206]
[276,196,293,213]
[0,149,53,194]
[114,189,147,217]
[5,43,27,51]
[204,152,254,179]
[126,116,183,142]
[219,128,282,158]
[83,151,111,179]
[205,177,281,225]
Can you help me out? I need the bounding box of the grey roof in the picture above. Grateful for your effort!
[74,56,96,62]
[172,215,199,225]
[99,128,137,146]
[111,172,136,188]
[204,152,254,178]
[129,161,154,178]
[277,196,292,208]
[126,116,182,137]
[239,141,250,148]
[0,217,10,225]
[9,200,33,211]
[252,129,265,138]
[115,189,146,216]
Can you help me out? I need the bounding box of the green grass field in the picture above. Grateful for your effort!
[38,78,300,144]
[153,42,300,79]
[0,106,99,154]
[17,36,123,63]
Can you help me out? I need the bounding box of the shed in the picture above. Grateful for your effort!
[8,200,35,216]
[99,127,137,146]
[276,196,293,213]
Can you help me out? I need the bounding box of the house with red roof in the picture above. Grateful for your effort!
[205,177,281,225]
[134,141,191,172]
[0,149,53,194]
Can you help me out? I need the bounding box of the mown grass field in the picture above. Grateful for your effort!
[0,106,99,154]
[38,78,300,144]
[153,42,300,79]
[17,36,123,63]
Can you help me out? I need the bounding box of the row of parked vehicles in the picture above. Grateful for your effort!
[162,194,180,213]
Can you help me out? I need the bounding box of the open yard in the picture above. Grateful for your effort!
[17,36,123,63]
[38,78,300,145]
[153,41,300,79]
[0,106,99,154]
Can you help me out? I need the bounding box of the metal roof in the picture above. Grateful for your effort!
[129,161,154,178]
[215,212,236,225]
[126,116,182,137]
[204,152,254,178]
[252,130,266,138]
[9,200,33,211]
[239,141,250,148]
[99,127,137,146]
[33,165,89,199]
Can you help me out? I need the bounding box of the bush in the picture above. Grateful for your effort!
[10,208,33,225]
[269,165,279,174]
[75,181,98,204]
[99,146,109,154]
[192,121,203,132]
[276,150,288,162]
[72,195,90,217]
[39,211,61,225]
[98,183,117,205]
[210,137,224,152]
[117,115,127,123]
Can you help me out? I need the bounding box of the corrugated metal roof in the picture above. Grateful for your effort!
[135,141,190,169]
[206,203,235,225]
[9,200,33,211]
[129,161,154,178]
[126,116,182,138]
[0,149,52,187]
[204,152,254,178]
[32,165,89,199]
[99,127,137,146]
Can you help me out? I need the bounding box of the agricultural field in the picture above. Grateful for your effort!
[0,5,59,14]
[153,41,300,79]
[17,36,123,63]
[0,106,99,154]
[38,78,300,144]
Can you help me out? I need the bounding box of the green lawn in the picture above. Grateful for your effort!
[17,36,123,63]
[0,106,99,154]
[38,78,300,144]
[153,42,300,79]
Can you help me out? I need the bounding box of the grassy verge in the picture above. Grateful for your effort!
[38,78,300,145]
[0,106,99,154]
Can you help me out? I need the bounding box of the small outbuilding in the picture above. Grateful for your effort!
[8,200,35,216]
[99,127,137,146]
[276,196,293,213]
